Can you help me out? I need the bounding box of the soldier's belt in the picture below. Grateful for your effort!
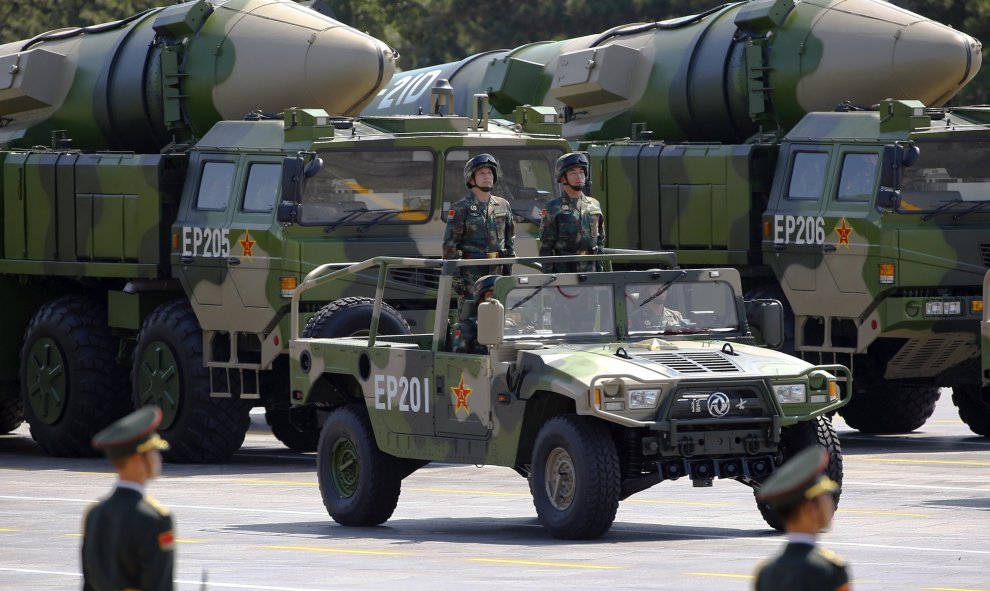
[463,252,500,259]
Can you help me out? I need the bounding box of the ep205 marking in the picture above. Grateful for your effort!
[772,215,825,245]
[181,227,230,258]
[375,374,431,413]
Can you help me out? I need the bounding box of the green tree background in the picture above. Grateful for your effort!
[1,0,988,103]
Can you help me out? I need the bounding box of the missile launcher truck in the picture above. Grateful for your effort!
[366,0,990,437]
[286,252,850,539]
[0,0,573,461]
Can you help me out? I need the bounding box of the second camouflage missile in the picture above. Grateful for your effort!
[363,0,982,142]
[0,0,398,151]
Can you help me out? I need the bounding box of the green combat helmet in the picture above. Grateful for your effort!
[463,153,500,188]
[92,406,170,460]
[756,446,838,512]
[554,152,589,182]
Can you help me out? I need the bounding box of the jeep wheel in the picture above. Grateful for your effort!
[530,415,620,540]
[755,416,842,531]
[20,296,130,456]
[133,300,250,463]
[0,383,24,434]
[951,385,990,437]
[303,296,411,339]
[318,404,401,526]
[838,382,939,433]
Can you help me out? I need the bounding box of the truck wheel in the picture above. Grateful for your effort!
[755,416,843,530]
[303,296,411,338]
[951,385,990,437]
[838,382,939,433]
[133,300,250,463]
[317,404,401,526]
[529,415,620,540]
[0,384,25,434]
[20,296,130,456]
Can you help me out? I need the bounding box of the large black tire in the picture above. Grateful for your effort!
[303,296,412,339]
[266,404,320,452]
[529,415,620,540]
[132,300,250,463]
[20,296,130,456]
[951,385,990,437]
[756,416,843,531]
[317,404,401,526]
[0,384,25,434]
[838,382,940,433]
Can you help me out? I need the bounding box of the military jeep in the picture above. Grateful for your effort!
[288,252,851,539]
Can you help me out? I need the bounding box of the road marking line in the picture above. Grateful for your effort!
[262,545,406,556]
[856,458,990,467]
[684,572,753,579]
[467,558,621,569]
[838,509,930,517]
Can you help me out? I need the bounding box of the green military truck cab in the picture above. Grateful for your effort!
[0,104,570,461]
[591,99,990,437]
[288,252,850,539]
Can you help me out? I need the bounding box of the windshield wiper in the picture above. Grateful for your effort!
[358,209,408,233]
[921,199,968,221]
[952,200,990,221]
[639,270,687,308]
[324,207,373,231]
[510,276,557,311]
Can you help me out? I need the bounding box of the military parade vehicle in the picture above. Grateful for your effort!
[0,0,572,461]
[367,0,990,437]
[287,252,850,539]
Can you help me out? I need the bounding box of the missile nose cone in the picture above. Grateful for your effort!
[893,20,982,106]
[790,0,982,114]
[305,30,398,115]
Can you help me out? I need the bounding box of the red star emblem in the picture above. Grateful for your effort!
[240,230,256,257]
[450,374,472,413]
[834,218,853,246]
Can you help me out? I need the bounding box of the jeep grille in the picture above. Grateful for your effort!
[637,351,740,373]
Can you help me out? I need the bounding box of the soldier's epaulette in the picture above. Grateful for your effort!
[815,546,847,567]
[145,495,172,517]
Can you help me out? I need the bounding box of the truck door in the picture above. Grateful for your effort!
[764,146,831,296]
[433,353,492,440]
[174,157,237,318]
[224,159,284,334]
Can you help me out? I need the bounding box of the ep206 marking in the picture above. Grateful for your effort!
[375,375,430,413]
[773,215,825,245]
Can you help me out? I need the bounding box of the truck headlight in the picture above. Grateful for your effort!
[629,389,660,409]
[773,384,806,404]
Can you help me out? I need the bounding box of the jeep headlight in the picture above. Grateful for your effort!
[773,384,806,404]
[629,388,660,409]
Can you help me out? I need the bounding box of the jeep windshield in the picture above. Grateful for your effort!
[500,278,742,340]
[898,140,990,216]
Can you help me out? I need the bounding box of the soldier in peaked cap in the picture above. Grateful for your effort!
[81,406,175,591]
[752,445,851,591]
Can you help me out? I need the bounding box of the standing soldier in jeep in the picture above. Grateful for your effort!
[539,152,605,273]
[442,153,515,298]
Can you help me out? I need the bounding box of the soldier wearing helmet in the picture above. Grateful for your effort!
[452,274,499,354]
[539,152,605,273]
[443,153,515,298]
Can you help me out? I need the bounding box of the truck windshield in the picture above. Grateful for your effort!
[898,140,990,214]
[504,284,616,338]
[444,147,562,223]
[625,281,740,335]
[300,148,434,225]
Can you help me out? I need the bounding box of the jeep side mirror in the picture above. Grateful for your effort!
[746,299,784,349]
[477,300,505,346]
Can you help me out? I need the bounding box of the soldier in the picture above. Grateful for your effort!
[539,152,605,273]
[752,446,851,591]
[443,153,515,298]
[627,288,685,331]
[452,274,498,354]
[81,406,175,591]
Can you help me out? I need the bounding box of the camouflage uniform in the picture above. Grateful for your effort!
[443,193,515,297]
[538,193,605,273]
[629,305,685,331]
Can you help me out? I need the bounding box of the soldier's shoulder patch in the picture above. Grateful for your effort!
[815,546,847,567]
[145,495,171,517]
[448,208,456,219]
[158,529,175,551]
[540,208,548,218]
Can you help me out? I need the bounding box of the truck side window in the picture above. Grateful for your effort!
[242,163,281,213]
[786,152,828,201]
[837,153,878,201]
[197,161,236,211]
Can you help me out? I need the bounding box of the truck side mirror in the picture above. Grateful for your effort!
[281,156,305,202]
[277,202,301,223]
[476,300,505,346]
[745,298,784,349]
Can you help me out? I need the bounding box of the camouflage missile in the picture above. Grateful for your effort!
[363,0,981,143]
[0,0,397,152]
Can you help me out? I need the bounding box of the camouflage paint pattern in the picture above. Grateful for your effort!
[538,192,605,272]
[363,0,980,143]
[290,254,849,475]
[0,0,397,152]
[442,192,514,297]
